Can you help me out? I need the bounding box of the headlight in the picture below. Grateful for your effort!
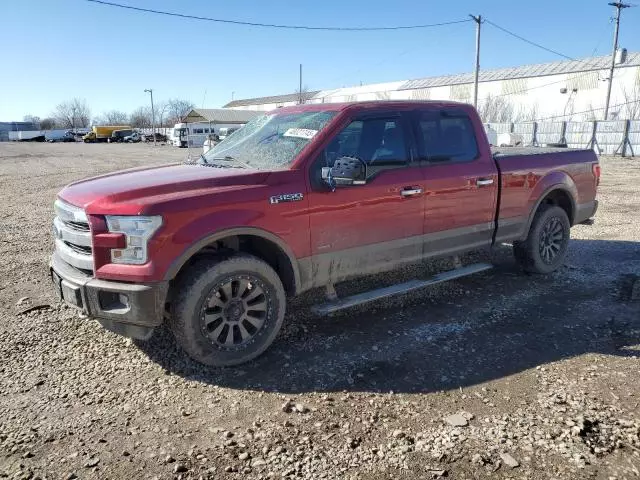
[105,215,162,264]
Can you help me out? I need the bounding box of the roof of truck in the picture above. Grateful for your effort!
[268,100,471,114]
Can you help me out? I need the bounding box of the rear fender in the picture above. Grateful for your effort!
[520,171,577,240]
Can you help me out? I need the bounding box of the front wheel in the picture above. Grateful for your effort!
[170,254,286,366]
[513,204,570,274]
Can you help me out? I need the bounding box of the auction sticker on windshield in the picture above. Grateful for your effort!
[283,128,318,139]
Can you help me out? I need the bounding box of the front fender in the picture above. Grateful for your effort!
[164,221,302,293]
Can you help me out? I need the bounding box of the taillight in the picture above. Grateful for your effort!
[592,163,601,187]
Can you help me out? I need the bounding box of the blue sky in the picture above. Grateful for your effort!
[1,0,639,120]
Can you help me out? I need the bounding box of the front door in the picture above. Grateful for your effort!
[306,112,426,286]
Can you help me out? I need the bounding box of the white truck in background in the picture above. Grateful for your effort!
[172,122,245,148]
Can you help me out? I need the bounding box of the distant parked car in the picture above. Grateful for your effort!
[71,129,90,139]
[144,133,167,143]
[108,129,134,143]
[123,132,141,143]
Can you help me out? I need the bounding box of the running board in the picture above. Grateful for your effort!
[311,263,493,316]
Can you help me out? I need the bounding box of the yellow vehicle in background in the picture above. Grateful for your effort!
[83,126,131,143]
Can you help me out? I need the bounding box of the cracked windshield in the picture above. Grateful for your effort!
[199,110,337,169]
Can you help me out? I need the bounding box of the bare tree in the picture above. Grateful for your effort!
[513,103,539,122]
[621,86,640,119]
[39,118,57,130]
[584,103,599,122]
[53,98,91,128]
[166,99,195,124]
[295,85,310,105]
[477,95,514,123]
[95,110,129,125]
[129,106,153,128]
[23,115,41,128]
[155,101,170,127]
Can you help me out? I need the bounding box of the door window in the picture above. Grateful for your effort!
[417,110,479,163]
[324,117,409,168]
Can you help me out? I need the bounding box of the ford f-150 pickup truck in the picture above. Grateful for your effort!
[50,101,599,366]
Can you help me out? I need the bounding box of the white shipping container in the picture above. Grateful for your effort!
[9,130,45,141]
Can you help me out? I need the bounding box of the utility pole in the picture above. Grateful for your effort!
[604,2,631,120]
[299,64,303,104]
[144,88,156,146]
[470,14,482,108]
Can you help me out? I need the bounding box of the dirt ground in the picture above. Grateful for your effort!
[0,142,638,480]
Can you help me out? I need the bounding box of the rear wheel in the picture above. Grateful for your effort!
[170,254,286,366]
[513,204,570,274]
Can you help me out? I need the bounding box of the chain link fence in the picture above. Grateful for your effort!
[487,119,638,156]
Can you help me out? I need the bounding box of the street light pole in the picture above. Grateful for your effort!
[144,88,156,146]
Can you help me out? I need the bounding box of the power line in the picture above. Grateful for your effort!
[84,0,473,31]
[484,19,574,60]
[590,19,613,56]
[533,98,639,122]
[493,70,599,99]
[325,45,422,87]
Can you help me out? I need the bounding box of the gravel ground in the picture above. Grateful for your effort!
[0,142,638,480]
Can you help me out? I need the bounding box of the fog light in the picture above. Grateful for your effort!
[98,291,131,312]
[118,293,129,308]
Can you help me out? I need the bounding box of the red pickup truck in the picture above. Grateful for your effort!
[51,101,599,366]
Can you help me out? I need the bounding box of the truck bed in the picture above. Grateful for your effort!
[491,146,599,242]
[491,146,593,157]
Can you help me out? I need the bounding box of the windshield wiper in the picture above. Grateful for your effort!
[209,156,252,169]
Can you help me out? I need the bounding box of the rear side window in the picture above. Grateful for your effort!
[417,110,478,164]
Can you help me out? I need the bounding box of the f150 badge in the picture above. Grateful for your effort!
[270,193,304,204]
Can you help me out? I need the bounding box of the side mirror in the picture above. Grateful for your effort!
[322,156,366,187]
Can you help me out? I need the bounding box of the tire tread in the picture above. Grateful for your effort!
[169,253,286,366]
[513,204,570,274]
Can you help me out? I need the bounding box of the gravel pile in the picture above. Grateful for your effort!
[0,143,638,479]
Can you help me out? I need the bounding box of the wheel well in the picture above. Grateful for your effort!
[540,189,574,224]
[176,234,297,296]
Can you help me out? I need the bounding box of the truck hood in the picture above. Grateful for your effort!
[59,163,270,214]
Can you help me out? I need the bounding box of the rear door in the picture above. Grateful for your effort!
[306,111,426,286]
[413,108,498,257]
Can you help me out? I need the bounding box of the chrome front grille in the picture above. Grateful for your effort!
[64,220,90,232]
[53,200,94,272]
[64,241,92,255]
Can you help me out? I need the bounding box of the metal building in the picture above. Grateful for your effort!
[224,52,640,122]
[224,92,319,112]
[0,121,38,142]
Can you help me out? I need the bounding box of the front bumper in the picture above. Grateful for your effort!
[50,252,169,340]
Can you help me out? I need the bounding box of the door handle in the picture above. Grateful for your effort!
[400,188,423,197]
[476,178,494,187]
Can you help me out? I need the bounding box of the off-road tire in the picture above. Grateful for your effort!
[513,204,570,274]
[170,254,286,366]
